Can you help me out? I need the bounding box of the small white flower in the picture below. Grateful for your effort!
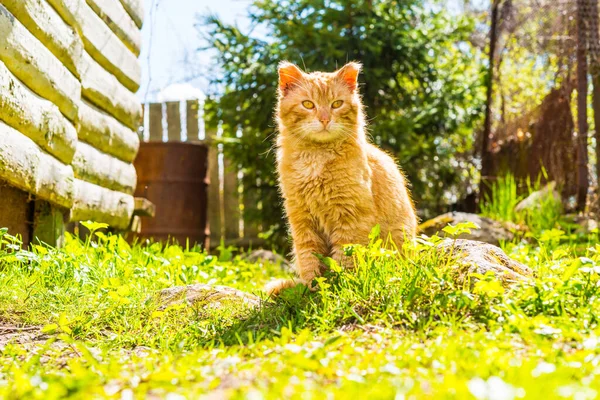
[468,376,522,400]
[583,336,599,350]
[532,362,556,377]
[534,324,561,336]
[246,389,264,400]
[121,389,134,400]
[165,394,186,400]
[381,363,401,375]
[468,377,487,399]
[220,356,241,368]
[198,271,209,279]
[346,373,365,383]
[284,344,302,353]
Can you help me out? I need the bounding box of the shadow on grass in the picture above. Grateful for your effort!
[210,285,318,346]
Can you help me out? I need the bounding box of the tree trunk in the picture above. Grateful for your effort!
[594,74,600,205]
[479,0,501,206]
[588,0,600,215]
[576,0,590,212]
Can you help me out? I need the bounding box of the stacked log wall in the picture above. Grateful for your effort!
[0,0,144,244]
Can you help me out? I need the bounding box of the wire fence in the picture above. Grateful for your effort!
[483,0,600,212]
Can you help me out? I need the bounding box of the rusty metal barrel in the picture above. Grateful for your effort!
[133,142,209,247]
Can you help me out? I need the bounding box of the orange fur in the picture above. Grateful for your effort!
[266,61,418,296]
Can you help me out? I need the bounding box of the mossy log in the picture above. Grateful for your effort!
[118,0,143,29]
[0,5,80,122]
[45,0,83,28]
[85,0,141,56]
[0,61,77,165]
[70,178,134,229]
[72,142,137,194]
[77,2,140,91]
[1,0,84,79]
[80,52,142,130]
[78,100,139,163]
[0,121,74,209]
[46,0,140,92]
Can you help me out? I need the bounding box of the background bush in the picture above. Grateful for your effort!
[200,0,486,248]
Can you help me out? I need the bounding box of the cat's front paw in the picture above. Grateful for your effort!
[331,248,354,270]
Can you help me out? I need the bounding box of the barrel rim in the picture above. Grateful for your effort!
[139,142,209,149]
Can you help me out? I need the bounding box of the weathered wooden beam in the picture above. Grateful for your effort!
[0,121,74,209]
[186,100,200,142]
[78,100,140,163]
[70,178,134,229]
[0,61,77,165]
[166,101,181,142]
[80,51,142,130]
[72,142,137,194]
[46,0,141,92]
[147,103,163,141]
[128,215,141,233]
[118,0,143,29]
[85,0,141,55]
[0,5,80,122]
[1,0,84,79]
[223,157,240,240]
[133,197,155,217]
[243,178,260,239]
[32,201,68,247]
[0,184,32,246]
[205,129,222,246]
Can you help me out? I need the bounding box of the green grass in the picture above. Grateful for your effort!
[481,174,563,235]
[0,222,600,399]
[480,174,522,223]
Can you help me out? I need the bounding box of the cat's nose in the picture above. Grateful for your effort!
[320,118,330,127]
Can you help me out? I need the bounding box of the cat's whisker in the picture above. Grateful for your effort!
[263,128,280,144]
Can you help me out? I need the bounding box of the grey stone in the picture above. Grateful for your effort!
[437,239,532,284]
[156,284,261,311]
[515,182,561,213]
[243,249,292,272]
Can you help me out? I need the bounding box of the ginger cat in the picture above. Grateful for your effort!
[265,61,417,295]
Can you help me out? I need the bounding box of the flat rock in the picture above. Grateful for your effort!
[242,249,292,271]
[156,284,261,311]
[515,182,561,213]
[437,239,532,284]
[419,212,517,245]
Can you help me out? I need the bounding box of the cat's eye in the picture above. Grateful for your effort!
[331,100,344,109]
[302,100,315,109]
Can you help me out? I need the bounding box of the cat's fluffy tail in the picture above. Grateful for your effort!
[264,278,298,296]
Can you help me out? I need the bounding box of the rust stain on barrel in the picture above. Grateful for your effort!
[133,142,209,247]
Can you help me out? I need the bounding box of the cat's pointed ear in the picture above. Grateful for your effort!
[336,62,362,92]
[278,61,304,94]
